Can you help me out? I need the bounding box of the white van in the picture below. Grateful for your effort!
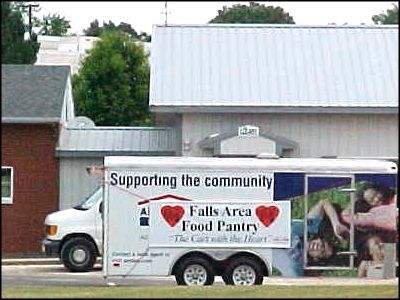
[42,187,103,272]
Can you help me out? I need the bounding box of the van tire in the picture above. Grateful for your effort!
[175,256,214,286]
[224,257,263,285]
[60,237,97,272]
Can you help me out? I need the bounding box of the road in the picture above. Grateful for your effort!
[2,263,398,287]
[1,263,180,287]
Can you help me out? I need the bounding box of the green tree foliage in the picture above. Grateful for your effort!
[72,31,153,126]
[372,3,398,24]
[138,32,151,42]
[1,1,40,64]
[83,19,102,37]
[209,1,295,24]
[84,19,151,41]
[34,13,71,36]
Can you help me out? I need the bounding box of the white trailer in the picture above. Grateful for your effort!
[102,156,397,285]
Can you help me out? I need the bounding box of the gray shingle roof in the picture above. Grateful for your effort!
[2,64,70,122]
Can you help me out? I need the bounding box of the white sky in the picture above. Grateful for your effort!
[34,1,397,35]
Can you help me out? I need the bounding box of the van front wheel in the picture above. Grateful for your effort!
[60,237,96,272]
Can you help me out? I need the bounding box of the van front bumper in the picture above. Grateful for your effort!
[42,238,61,256]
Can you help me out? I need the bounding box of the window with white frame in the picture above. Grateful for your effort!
[2,167,13,204]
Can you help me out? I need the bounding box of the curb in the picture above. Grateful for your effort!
[2,258,60,265]
[2,257,103,266]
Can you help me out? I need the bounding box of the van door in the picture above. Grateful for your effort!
[95,196,103,254]
[304,175,356,271]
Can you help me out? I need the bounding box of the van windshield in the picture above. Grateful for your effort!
[73,187,103,210]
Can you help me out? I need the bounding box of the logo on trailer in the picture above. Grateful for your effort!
[255,205,280,227]
[137,194,192,227]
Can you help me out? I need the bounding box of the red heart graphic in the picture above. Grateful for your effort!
[161,205,185,227]
[256,205,280,227]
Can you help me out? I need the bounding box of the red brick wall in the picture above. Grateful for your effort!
[1,123,59,255]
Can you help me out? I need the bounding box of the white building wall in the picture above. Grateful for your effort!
[220,136,276,156]
[35,35,100,74]
[59,157,103,210]
[181,113,398,158]
[60,77,75,124]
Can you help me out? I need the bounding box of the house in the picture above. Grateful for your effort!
[149,24,398,160]
[2,65,74,255]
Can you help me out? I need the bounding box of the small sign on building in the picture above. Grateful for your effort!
[238,125,259,137]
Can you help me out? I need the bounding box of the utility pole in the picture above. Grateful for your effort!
[163,1,169,26]
[22,3,40,41]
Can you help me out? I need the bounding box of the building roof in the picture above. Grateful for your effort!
[198,129,298,149]
[35,35,100,74]
[149,24,398,113]
[2,64,71,123]
[56,125,177,157]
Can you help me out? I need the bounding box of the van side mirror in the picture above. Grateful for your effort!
[99,201,103,214]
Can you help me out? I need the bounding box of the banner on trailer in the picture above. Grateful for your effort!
[149,201,291,248]
[108,170,275,202]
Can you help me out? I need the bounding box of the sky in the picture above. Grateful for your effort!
[34,1,397,35]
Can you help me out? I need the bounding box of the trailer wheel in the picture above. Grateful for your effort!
[60,237,96,272]
[175,256,215,286]
[224,257,264,285]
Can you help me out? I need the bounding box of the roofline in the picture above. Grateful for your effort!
[2,117,60,124]
[153,24,398,29]
[63,126,175,131]
[56,150,176,158]
[150,106,398,114]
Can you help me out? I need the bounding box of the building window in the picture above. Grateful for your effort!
[2,167,13,204]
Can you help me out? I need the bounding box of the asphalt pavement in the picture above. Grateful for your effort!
[1,257,399,286]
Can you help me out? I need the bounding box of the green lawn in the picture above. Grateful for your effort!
[2,285,398,298]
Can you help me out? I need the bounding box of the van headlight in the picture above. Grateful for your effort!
[45,225,58,236]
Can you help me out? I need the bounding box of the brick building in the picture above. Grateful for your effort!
[1,65,74,255]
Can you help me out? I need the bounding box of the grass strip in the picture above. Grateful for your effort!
[2,284,398,298]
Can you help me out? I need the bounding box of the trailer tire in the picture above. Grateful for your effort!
[224,257,264,285]
[60,237,97,272]
[175,256,215,286]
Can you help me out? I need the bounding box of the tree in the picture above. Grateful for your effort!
[372,4,398,24]
[72,31,152,126]
[209,2,295,24]
[83,19,102,37]
[83,19,151,41]
[138,32,151,42]
[117,22,138,38]
[34,13,71,36]
[1,1,40,64]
